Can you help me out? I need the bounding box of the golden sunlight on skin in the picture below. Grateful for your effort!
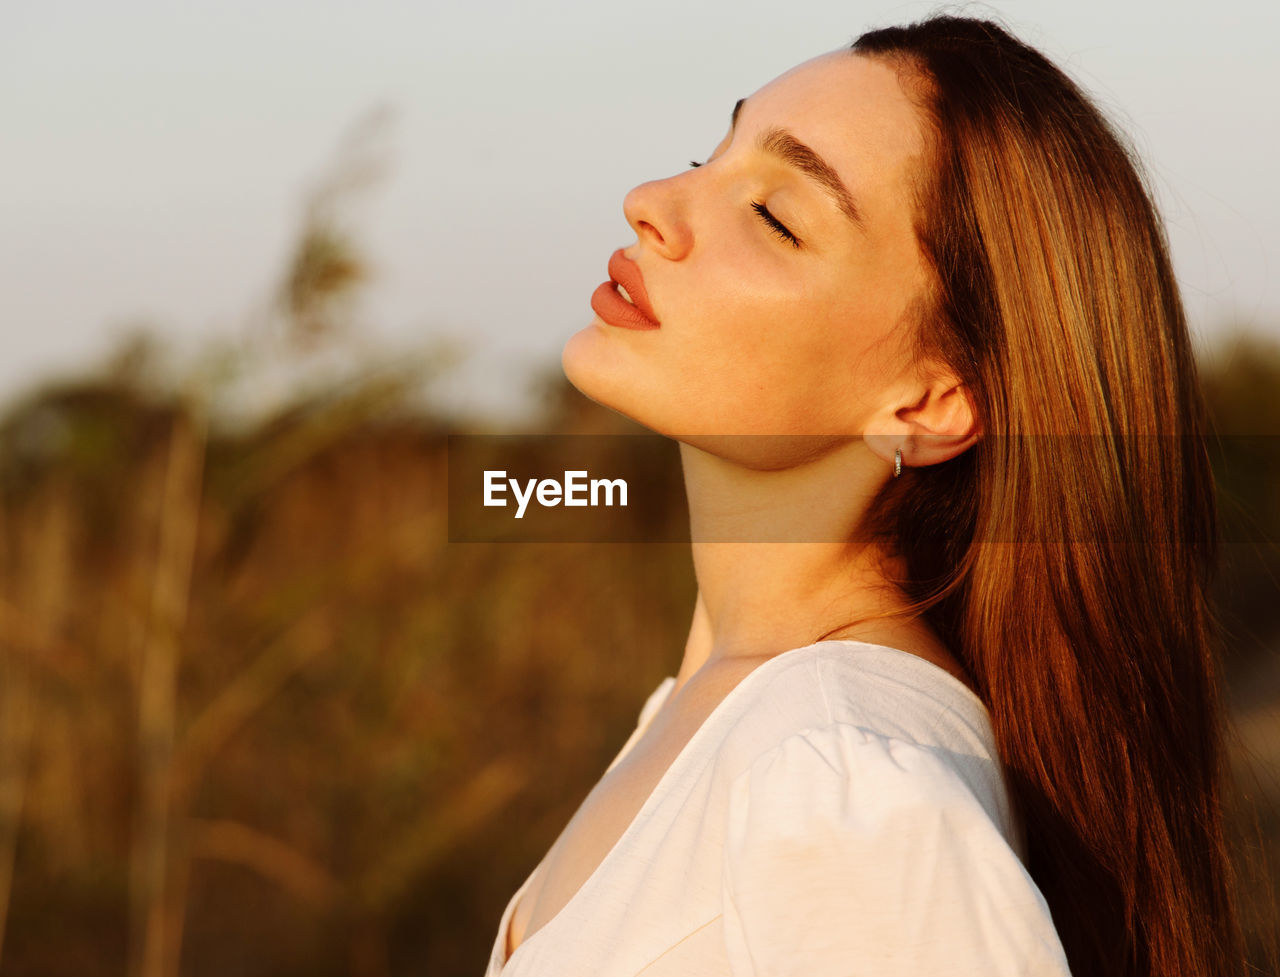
[561,50,975,471]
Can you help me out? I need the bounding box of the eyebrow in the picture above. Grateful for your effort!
[729,97,866,231]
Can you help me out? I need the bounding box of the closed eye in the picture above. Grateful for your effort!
[687,161,801,249]
[751,200,800,249]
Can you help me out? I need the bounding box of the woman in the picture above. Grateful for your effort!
[486,14,1245,977]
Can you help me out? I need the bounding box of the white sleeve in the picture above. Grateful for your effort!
[721,725,1074,977]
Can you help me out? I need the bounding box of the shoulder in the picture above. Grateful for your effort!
[720,641,994,746]
[725,721,1009,863]
[712,643,1012,823]
[720,724,1074,976]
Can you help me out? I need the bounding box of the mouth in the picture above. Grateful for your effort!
[590,249,661,330]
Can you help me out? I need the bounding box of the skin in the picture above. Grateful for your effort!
[563,48,980,668]
[508,50,982,960]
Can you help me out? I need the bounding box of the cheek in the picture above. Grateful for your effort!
[670,269,909,430]
[660,316,871,434]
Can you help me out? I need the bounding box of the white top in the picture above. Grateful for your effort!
[484,640,1073,976]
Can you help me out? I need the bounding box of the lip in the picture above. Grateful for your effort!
[590,249,661,330]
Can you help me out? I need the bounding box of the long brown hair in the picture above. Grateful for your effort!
[851,15,1247,977]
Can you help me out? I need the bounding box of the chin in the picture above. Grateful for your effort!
[560,325,608,403]
[560,328,658,432]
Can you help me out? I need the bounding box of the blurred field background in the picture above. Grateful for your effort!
[1,199,1278,977]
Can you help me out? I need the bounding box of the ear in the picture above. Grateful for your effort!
[863,366,981,472]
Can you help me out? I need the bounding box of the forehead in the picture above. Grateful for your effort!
[741,51,930,226]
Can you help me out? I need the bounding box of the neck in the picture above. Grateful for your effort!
[675,438,918,685]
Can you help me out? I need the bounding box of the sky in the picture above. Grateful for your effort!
[3,0,1279,421]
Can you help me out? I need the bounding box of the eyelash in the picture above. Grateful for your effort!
[687,160,801,250]
[751,201,800,249]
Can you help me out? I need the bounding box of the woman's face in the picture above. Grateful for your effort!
[561,51,935,465]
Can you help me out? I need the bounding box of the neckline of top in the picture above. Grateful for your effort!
[497,637,988,973]
[654,637,988,719]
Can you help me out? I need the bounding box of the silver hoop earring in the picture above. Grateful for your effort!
[893,448,902,478]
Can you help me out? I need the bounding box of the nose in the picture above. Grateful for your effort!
[622,176,694,260]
